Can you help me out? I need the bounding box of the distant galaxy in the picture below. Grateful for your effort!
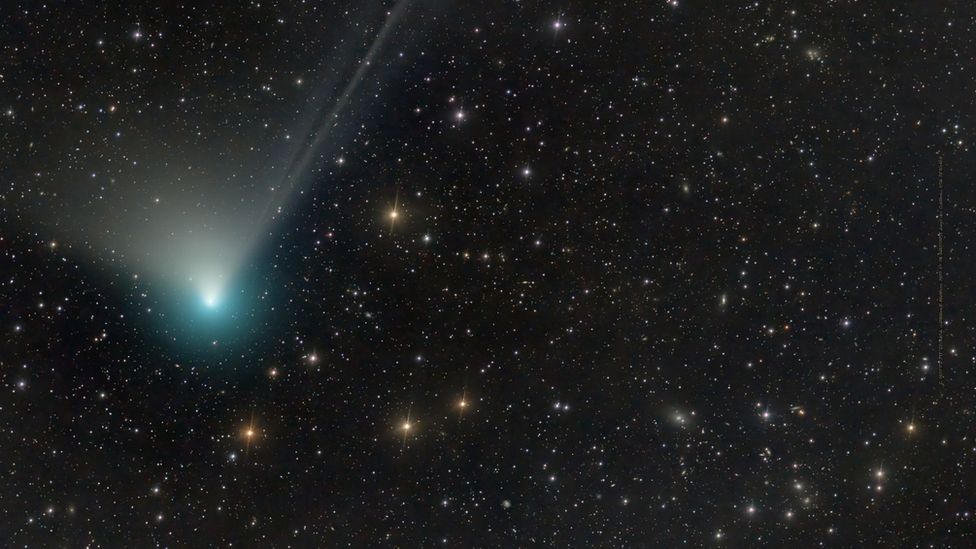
[1,1,973,546]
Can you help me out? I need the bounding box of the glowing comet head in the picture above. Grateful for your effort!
[190,271,227,312]
[197,283,224,311]
[203,292,219,309]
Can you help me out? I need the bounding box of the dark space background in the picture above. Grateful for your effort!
[1,1,974,546]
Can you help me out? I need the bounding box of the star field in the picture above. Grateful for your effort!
[2,1,975,546]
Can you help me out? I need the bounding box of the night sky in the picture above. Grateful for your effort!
[2,1,974,546]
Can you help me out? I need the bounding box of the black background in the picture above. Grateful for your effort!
[1,1,973,546]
